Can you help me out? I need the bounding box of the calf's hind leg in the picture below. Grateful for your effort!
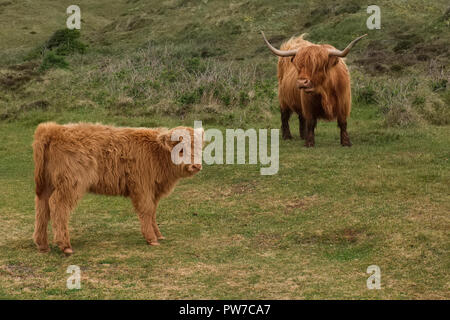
[33,188,52,252]
[49,186,83,255]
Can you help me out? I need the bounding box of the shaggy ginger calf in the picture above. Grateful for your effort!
[32,122,203,254]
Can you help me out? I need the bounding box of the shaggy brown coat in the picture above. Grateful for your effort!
[277,35,353,147]
[32,122,203,254]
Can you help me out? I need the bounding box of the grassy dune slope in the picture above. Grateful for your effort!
[0,0,449,299]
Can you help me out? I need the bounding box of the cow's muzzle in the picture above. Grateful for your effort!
[297,79,313,92]
[188,164,202,173]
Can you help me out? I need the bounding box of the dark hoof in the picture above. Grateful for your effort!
[304,138,315,147]
[282,134,293,140]
[341,141,352,147]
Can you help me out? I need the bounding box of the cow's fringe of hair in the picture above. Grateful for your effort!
[280,33,310,51]
[276,35,351,122]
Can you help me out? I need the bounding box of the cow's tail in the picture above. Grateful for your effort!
[32,123,54,196]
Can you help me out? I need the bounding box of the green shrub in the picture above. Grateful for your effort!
[45,29,87,55]
[160,68,178,83]
[185,57,206,74]
[27,29,87,71]
[39,51,69,71]
[254,80,276,100]
[385,104,420,127]
[176,87,204,106]
[354,83,377,105]
[239,90,249,106]
[335,2,360,15]
[430,79,447,92]
[353,73,449,127]
[419,96,450,125]
[393,40,413,53]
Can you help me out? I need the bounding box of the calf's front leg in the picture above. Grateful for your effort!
[131,195,159,246]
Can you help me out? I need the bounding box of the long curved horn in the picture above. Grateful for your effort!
[261,31,298,57]
[328,34,368,57]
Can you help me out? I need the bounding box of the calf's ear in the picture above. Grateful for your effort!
[158,131,183,151]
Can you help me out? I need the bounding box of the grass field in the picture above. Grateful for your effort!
[0,0,449,299]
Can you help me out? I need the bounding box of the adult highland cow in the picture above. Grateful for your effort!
[32,122,203,254]
[261,31,366,147]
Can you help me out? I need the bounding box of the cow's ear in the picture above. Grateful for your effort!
[328,56,339,68]
[158,131,183,151]
[290,56,300,71]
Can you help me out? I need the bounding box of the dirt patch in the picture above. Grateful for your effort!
[0,1,12,14]
[20,100,49,112]
[302,227,369,245]
[230,181,255,195]
[0,62,40,90]
[1,264,35,279]
[252,232,282,249]
[8,61,38,71]
[355,35,449,74]
[339,228,361,243]
[1,100,49,121]
[0,73,32,90]
[104,15,153,32]
[285,194,318,211]
[413,42,449,60]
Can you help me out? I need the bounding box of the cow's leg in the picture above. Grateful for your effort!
[49,187,81,255]
[131,195,159,246]
[304,118,317,147]
[33,188,52,253]
[338,118,352,147]
[152,213,164,240]
[299,113,306,140]
[281,108,292,140]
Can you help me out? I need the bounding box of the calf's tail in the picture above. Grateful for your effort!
[32,123,53,196]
